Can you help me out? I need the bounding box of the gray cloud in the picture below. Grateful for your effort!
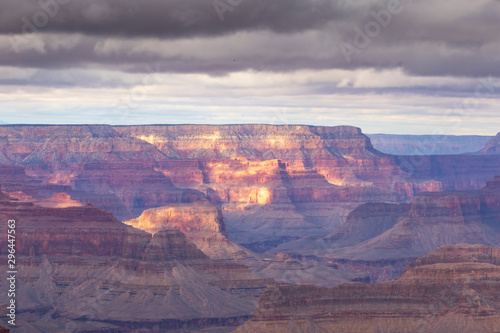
[0,0,499,78]
[0,0,341,37]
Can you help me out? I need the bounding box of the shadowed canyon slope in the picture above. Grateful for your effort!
[395,132,500,191]
[282,176,500,282]
[0,192,269,332]
[235,244,500,333]
[478,132,500,154]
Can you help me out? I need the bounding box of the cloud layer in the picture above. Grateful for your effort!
[0,0,499,133]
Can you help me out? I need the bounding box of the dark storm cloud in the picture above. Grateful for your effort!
[0,0,342,37]
[0,0,499,78]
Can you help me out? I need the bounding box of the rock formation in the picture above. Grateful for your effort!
[309,176,500,282]
[235,244,500,333]
[0,125,204,220]
[0,192,269,332]
[0,124,446,251]
[114,125,441,248]
[478,132,500,154]
[125,200,255,260]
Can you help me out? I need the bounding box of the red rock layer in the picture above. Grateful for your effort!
[235,244,500,333]
[114,125,441,247]
[116,125,440,201]
[0,125,204,220]
[125,200,255,260]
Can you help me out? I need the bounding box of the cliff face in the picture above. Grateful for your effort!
[114,125,441,247]
[0,125,204,220]
[478,132,500,154]
[398,153,500,191]
[235,244,500,333]
[0,124,444,250]
[0,192,269,332]
[125,200,256,260]
[313,176,500,282]
[115,125,429,193]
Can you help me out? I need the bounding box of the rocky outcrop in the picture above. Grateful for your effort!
[478,132,500,154]
[368,134,492,155]
[125,200,255,260]
[34,192,83,208]
[235,244,500,333]
[324,202,410,248]
[0,192,270,332]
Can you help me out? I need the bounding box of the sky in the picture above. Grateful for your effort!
[0,0,499,134]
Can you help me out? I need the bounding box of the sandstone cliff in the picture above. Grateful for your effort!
[235,244,500,333]
[125,200,255,260]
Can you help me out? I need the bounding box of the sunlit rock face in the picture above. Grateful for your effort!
[115,125,442,248]
[0,125,204,220]
[235,244,500,333]
[0,192,270,332]
[116,125,433,197]
[34,192,83,208]
[125,200,255,260]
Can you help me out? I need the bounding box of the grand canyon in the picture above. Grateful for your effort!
[1,124,499,332]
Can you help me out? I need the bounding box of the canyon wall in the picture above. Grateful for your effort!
[0,192,269,332]
[0,124,445,251]
[302,176,500,282]
[0,124,499,262]
[235,244,500,333]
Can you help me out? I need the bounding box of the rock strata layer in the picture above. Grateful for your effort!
[0,192,269,332]
[235,244,500,333]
